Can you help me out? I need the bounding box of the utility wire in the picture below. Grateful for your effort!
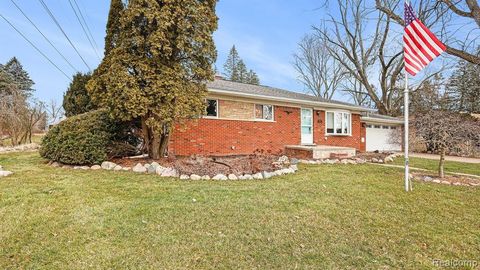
[0,13,71,80]
[10,0,79,74]
[37,0,91,71]
[71,0,101,54]
[67,0,100,60]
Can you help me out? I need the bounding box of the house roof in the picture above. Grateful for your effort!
[361,113,404,125]
[207,79,375,112]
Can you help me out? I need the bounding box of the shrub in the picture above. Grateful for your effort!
[40,109,122,165]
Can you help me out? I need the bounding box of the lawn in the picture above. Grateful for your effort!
[0,152,479,269]
[0,134,44,147]
[392,157,480,176]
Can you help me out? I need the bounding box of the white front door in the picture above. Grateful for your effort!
[301,108,314,145]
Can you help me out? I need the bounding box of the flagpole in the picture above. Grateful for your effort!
[404,68,410,192]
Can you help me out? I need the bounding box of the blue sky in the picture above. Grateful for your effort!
[0,0,324,104]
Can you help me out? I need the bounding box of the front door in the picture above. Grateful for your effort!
[301,108,314,145]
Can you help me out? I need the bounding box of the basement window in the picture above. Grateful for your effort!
[205,99,218,117]
[326,111,351,135]
[255,104,274,121]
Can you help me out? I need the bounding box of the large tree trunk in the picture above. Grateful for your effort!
[439,149,446,178]
[141,117,169,159]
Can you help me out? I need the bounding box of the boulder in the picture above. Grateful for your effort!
[252,173,263,179]
[290,158,299,165]
[262,171,272,179]
[180,175,190,180]
[290,165,298,171]
[441,181,451,185]
[101,161,117,170]
[51,162,61,167]
[228,174,238,180]
[238,175,246,180]
[161,168,178,177]
[0,171,13,177]
[133,163,147,173]
[384,156,394,163]
[147,165,156,174]
[278,155,289,164]
[371,158,379,163]
[155,166,165,175]
[243,174,253,180]
[91,165,102,170]
[190,174,202,180]
[423,176,433,182]
[453,182,462,186]
[201,175,211,180]
[113,165,123,171]
[274,170,285,176]
[212,174,228,180]
[150,162,160,169]
[122,167,131,171]
[432,179,441,183]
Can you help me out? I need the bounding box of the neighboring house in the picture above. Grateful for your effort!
[169,79,403,157]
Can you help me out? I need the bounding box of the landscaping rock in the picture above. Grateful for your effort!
[122,167,131,171]
[101,161,117,170]
[228,174,238,180]
[190,174,202,180]
[201,175,211,180]
[371,158,379,163]
[133,163,147,173]
[0,171,13,177]
[155,166,165,175]
[261,171,272,179]
[150,162,160,169]
[470,183,479,187]
[113,165,123,171]
[180,175,190,180]
[278,155,289,164]
[161,168,177,177]
[91,165,101,170]
[51,162,61,167]
[423,176,433,182]
[290,165,298,171]
[453,182,462,186]
[213,174,228,180]
[243,174,253,180]
[441,181,451,185]
[252,173,263,180]
[340,159,349,165]
[432,179,441,183]
[384,156,394,163]
[290,158,299,165]
[147,165,156,174]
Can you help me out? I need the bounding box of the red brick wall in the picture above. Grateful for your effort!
[169,105,366,156]
[169,106,301,156]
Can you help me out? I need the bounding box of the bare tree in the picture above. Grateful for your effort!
[315,0,442,116]
[293,30,347,99]
[375,0,480,65]
[45,99,64,127]
[413,111,480,178]
[341,76,372,107]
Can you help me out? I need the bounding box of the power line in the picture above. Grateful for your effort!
[67,0,100,60]
[37,0,92,71]
[9,0,80,74]
[71,0,101,54]
[0,13,71,80]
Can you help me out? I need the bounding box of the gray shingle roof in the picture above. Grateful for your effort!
[207,79,368,109]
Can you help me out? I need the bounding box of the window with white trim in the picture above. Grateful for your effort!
[255,104,274,121]
[326,111,351,135]
[205,99,218,117]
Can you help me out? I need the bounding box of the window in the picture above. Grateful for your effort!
[255,104,274,121]
[374,125,381,129]
[205,99,218,117]
[390,126,397,130]
[326,112,351,135]
[382,126,390,129]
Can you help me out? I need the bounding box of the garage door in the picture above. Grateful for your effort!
[366,124,401,152]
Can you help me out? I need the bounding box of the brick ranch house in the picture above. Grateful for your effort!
[168,79,403,158]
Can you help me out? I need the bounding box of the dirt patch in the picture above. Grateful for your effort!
[112,154,287,176]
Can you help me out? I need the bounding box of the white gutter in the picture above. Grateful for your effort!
[360,116,404,125]
[208,88,376,112]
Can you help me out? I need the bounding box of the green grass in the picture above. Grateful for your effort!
[392,157,480,176]
[1,152,479,269]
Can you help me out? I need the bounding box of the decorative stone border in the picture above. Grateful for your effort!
[411,174,479,187]
[298,153,403,165]
[47,157,299,181]
[0,143,40,154]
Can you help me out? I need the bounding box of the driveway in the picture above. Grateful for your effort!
[411,153,480,164]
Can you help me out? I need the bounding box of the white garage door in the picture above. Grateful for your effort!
[366,125,401,152]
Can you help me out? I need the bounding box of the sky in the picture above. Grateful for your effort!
[0,0,325,104]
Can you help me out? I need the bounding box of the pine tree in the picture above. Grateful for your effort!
[2,57,34,96]
[104,0,124,56]
[63,72,95,117]
[222,45,260,85]
[446,60,480,113]
[223,45,240,81]
[87,0,218,159]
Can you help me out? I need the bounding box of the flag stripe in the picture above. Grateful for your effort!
[411,20,444,55]
[405,27,434,62]
[403,34,429,65]
[406,24,437,60]
[416,20,447,52]
[404,44,425,69]
[404,53,423,71]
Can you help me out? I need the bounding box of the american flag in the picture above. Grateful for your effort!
[404,3,446,76]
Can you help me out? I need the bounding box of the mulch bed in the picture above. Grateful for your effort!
[412,172,480,187]
[112,154,285,176]
[356,152,394,160]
